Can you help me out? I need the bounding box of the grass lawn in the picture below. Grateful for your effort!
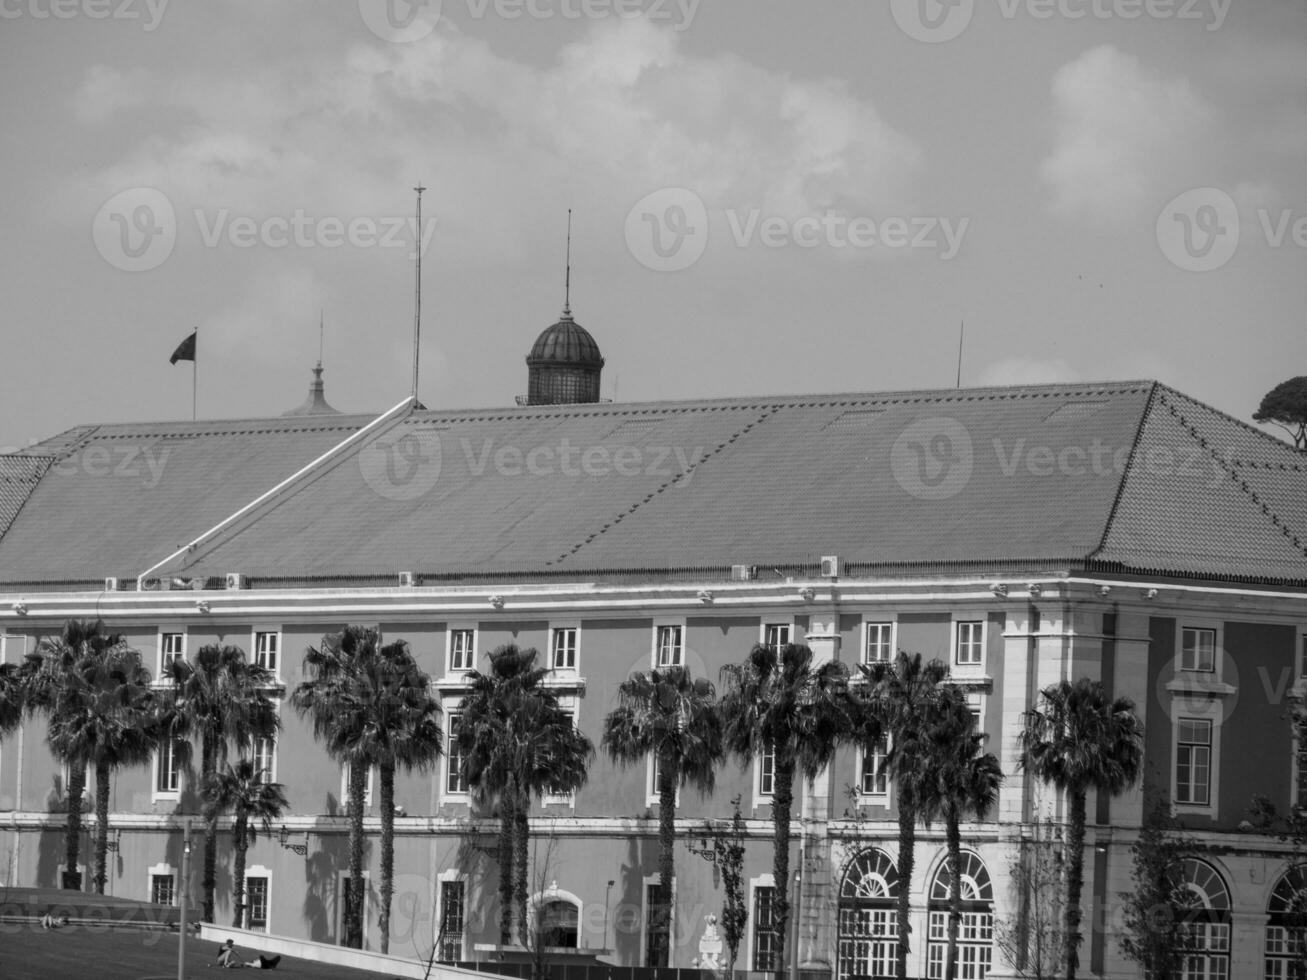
[0,921,427,980]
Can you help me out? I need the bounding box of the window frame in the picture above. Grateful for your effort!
[760,618,795,650]
[252,628,282,681]
[754,739,776,805]
[244,865,272,933]
[336,870,371,947]
[157,629,186,675]
[550,623,581,673]
[340,761,375,809]
[642,875,675,968]
[857,735,891,802]
[446,625,477,675]
[147,863,177,907]
[952,618,986,670]
[544,696,580,807]
[436,872,468,961]
[442,703,469,801]
[646,750,682,808]
[747,874,778,972]
[1174,716,1215,810]
[861,618,898,666]
[651,618,686,669]
[1180,625,1219,673]
[152,735,184,801]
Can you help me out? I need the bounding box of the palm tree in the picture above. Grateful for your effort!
[602,665,722,937]
[0,661,23,743]
[858,651,949,980]
[293,625,381,949]
[361,641,443,955]
[202,758,288,928]
[719,643,854,978]
[164,645,278,923]
[1019,677,1143,980]
[457,645,594,946]
[919,689,1003,980]
[24,619,122,889]
[42,637,159,894]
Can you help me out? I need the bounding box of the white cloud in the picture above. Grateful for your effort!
[974,357,1080,388]
[1041,45,1211,225]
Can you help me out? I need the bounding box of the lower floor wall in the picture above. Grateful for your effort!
[1,814,1303,980]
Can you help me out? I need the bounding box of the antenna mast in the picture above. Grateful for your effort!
[411,184,425,399]
[956,320,965,388]
[563,208,572,317]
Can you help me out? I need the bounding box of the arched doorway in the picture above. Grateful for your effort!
[837,848,900,980]
[1265,864,1307,979]
[539,899,580,948]
[926,850,994,980]
[1176,858,1231,980]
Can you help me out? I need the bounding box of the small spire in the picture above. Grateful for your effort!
[562,209,572,319]
[318,308,325,369]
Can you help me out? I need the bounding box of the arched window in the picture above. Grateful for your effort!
[1176,859,1231,980]
[539,899,579,948]
[1265,864,1307,980]
[837,848,900,980]
[926,851,994,980]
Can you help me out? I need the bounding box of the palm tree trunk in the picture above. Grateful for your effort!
[379,763,395,955]
[231,813,248,928]
[771,754,795,980]
[895,805,916,980]
[1065,788,1087,980]
[346,760,367,949]
[93,759,110,894]
[945,808,962,980]
[63,759,85,889]
[201,737,217,924]
[513,791,530,948]
[498,797,514,946]
[656,750,678,969]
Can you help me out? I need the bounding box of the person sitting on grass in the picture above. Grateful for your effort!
[217,938,281,970]
[39,912,69,930]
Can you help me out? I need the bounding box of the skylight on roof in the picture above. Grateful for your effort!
[823,409,886,430]
[1044,401,1108,424]
[606,418,665,438]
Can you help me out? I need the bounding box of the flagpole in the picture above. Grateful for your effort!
[192,327,198,421]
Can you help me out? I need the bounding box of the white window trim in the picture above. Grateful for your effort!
[60,759,91,805]
[752,741,776,807]
[855,736,891,805]
[530,884,585,948]
[1177,621,1223,676]
[441,700,469,803]
[950,614,988,674]
[340,762,375,809]
[651,618,687,669]
[152,737,183,803]
[641,873,676,968]
[544,696,580,807]
[549,622,582,674]
[252,730,278,787]
[251,627,283,683]
[157,628,187,677]
[646,751,682,808]
[147,862,177,906]
[759,618,796,649]
[1297,627,1307,685]
[445,624,478,677]
[745,873,777,972]
[244,864,272,932]
[336,870,371,947]
[1172,714,1221,818]
[860,616,899,667]
[436,870,469,960]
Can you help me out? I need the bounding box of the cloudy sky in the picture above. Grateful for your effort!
[1,0,1304,450]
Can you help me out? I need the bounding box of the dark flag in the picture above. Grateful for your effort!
[169,330,196,365]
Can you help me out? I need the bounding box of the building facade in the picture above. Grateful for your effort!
[0,378,1305,979]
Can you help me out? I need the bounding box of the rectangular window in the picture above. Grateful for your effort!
[160,632,184,669]
[645,882,671,968]
[245,876,269,931]
[655,625,683,667]
[753,886,780,971]
[763,623,791,649]
[151,874,175,906]
[1181,627,1217,672]
[446,713,468,795]
[338,876,367,946]
[552,627,578,671]
[254,631,279,675]
[861,737,888,796]
[343,762,374,808]
[449,629,475,673]
[864,623,893,664]
[252,736,275,785]
[438,880,466,961]
[758,741,775,797]
[1176,718,1212,806]
[956,621,983,667]
[156,738,182,794]
[1297,719,1307,809]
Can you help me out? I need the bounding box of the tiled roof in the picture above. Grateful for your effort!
[0,381,1303,587]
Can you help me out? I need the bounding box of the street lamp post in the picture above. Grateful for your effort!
[178,818,192,980]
